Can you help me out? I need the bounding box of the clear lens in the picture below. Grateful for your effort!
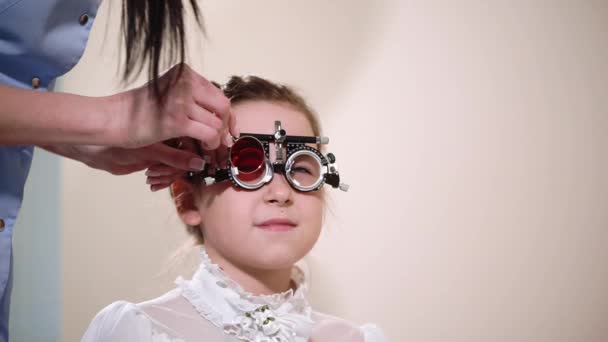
[286,150,323,190]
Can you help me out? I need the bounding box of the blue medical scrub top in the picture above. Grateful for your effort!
[0,0,100,340]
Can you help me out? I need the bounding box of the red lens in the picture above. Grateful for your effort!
[230,137,265,174]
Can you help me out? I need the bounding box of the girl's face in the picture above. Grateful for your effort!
[183,100,324,271]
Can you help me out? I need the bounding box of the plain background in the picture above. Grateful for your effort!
[10,1,608,341]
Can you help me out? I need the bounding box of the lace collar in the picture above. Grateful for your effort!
[176,247,313,341]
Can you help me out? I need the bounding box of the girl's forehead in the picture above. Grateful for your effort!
[233,101,315,136]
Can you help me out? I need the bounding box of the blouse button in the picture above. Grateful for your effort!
[31,77,41,89]
[79,13,89,26]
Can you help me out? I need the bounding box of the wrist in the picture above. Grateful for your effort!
[51,93,124,147]
[98,93,130,147]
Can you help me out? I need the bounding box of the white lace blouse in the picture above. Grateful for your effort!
[81,249,387,342]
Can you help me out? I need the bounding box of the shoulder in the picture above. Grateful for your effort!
[311,311,388,342]
[82,289,188,342]
[81,301,153,342]
[359,323,388,342]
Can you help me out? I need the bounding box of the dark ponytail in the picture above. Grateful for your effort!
[121,0,202,103]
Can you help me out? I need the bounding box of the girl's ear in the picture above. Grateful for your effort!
[170,179,201,226]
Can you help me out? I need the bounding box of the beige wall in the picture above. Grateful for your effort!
[57,1,608,341]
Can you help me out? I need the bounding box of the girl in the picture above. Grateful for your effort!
[82,76,386,342]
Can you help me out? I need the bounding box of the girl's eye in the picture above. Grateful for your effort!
[292,166,313,175]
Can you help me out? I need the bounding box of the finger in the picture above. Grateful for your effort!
[145,164,181,177]
[166,136,199,152]
[146,175,180,186]
[109,162,153,175]
[220,108,233,147]
[187,104,223,132]
[184,121,221,150]
[190,73,231,120]
[229,109,239,138]
[188,70,234,146]
[144,143,206,171]
[145,165,186,178]
[150,184,171,192]
[222,127,233,147]
[214,108,238,148]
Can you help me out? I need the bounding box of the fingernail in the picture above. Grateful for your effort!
[147,178,161,185]
[224,133,233,147]
[147,170,170,177]
[150,185,159,192]
[189,158,205,171]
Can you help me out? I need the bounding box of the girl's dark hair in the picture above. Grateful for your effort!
[221,75,322,137]
[121,0,202,103]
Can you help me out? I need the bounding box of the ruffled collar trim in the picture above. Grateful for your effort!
[176,247,313,341]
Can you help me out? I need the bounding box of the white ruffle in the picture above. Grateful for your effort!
[176,247,313,341]
[151,330,185,342]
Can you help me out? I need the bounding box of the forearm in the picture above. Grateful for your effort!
[0,84,125,146]
[39,144,79,160]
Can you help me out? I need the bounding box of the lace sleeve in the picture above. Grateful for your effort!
[360,323,388,342]
[310,311,388,342]
[81,301,162,342]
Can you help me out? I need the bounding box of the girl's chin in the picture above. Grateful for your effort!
[241,250,302,270]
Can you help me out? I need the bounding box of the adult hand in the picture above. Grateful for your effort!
[109,63,237,150]
[144,137,215,192]
[42,142,206,177]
